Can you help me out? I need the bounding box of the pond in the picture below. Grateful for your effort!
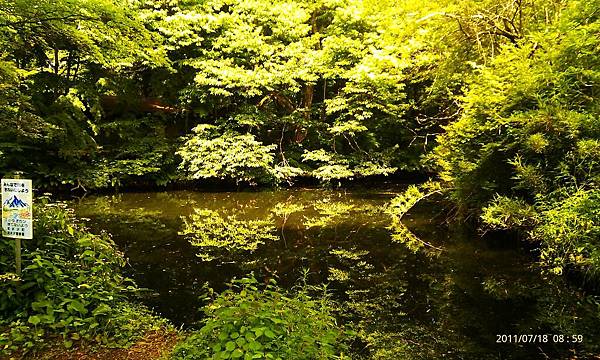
[72,186,600,359]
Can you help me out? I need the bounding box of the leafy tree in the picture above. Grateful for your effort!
[0,0,172,190]
[144,0,432,182]
[177,125,278,185]
[428,0,600,277]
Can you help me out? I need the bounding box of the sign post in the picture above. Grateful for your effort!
[1,178,33,276]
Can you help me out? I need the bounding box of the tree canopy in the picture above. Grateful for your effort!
[1,0,600,277]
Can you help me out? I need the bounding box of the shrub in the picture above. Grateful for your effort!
[170,277,349,360]
[0,199,165,354]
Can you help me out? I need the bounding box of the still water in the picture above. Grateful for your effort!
[72,187,600,359]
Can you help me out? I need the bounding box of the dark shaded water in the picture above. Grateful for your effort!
[73,187,600,359]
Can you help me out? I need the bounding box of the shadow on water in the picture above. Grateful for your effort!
[72,188,600,359]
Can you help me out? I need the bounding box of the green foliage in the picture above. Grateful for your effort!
[387,186,426,220]
[301,149,397,183]
[481,196,537,230]
[9,0,563,188]
[484,190,600,277]
[2,0,599,288]
[0,0,174,190]
[0,0,166,69]
[146,0,433,181]
[0,199,164,354]
[3,0,592,191]
[434,0,600,205]
[178,125,278,185]
[532,190,600,276]
[429,0,600,277]
[170,277,349,360]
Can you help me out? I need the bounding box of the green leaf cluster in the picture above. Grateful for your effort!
[170,277,349,360]
[0,199,164,354]
[177,125,278,185]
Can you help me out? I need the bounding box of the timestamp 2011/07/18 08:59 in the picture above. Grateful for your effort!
[496,334,584,343]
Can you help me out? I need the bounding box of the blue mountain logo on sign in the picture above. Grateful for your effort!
[3,195,28,208]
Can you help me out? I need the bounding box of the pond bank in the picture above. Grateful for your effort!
[20,330,178,360]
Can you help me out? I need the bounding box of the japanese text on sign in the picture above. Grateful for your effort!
[1,179,33,239]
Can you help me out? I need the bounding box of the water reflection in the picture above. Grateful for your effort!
[73,188,600,359]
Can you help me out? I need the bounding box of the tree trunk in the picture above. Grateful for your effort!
[65,51,73,94]
[302,84,314,120]
[53,48,59,75]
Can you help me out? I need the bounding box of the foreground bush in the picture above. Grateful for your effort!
[0,199,165,354]
[171,277,349,360]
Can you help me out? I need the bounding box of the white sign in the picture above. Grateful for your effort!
[2,179,33,239]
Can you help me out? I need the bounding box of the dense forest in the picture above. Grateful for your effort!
[1,0,599,358]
